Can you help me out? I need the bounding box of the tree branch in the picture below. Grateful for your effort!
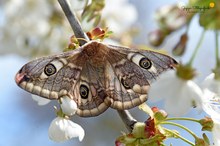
[117,110,137,132]
[58,0,137,132]
[58,0,88,46]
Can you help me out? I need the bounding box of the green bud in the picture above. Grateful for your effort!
[132,122,146,138]
[199,117,214,131]
[154,110,168,122]
[172,33,188,56]
[176,63,196,80]
[148,29,167,46]
[202,133,210,145]
[195,137,210,146]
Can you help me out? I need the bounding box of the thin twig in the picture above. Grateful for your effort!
[58,0,137,132]
[117,110,137,132]
[58,0,88,46]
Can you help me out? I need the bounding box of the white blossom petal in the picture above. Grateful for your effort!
[202,74,220,146]
[149,70,203,116]
[60,96,77,116]
[164,91,191,116]
[202,89,220,120]
[32,94,51,106]
[155,4,187,30]
[102,0,137,35]
[48,117,85,142]
[149,70,179,102]
[1,0,71,56]
[164,80,203,116]
[213,120,220,146]
[68,0,88,11]
[202,73,220,96]
[202,73,220,119]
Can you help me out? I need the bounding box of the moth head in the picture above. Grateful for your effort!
[15,59,44,85]
[15,57,68,99]
[15,65,30,84]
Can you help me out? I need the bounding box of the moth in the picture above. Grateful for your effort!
[15,40,177,117]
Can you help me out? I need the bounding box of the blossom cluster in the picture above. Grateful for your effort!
[0,0,137,57]
[3,0,220,145]
[4,0,138,143]
[146,0,220,145]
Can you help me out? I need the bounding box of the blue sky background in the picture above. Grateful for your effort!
[0,0,217,146]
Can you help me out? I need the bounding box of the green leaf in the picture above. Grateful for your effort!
[202,133,210,145]
[199,1,220,30]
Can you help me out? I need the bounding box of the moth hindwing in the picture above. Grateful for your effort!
[15,40,177,117]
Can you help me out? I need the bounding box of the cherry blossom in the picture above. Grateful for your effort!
[48,117,85,142]
[149,70,203,116]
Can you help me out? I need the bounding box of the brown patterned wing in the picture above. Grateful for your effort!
[72,61,111,117]
[15,41,113,117]
[105,44,177,110]
[73,42,177,115]
[15,41,177,117]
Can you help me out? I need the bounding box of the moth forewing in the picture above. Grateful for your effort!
[15,40,177,117]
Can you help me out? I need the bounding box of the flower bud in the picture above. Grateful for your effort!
[195,137,210,146]
[154,110,168,122]
[148,29,166,46]
[176,63,196,80]
[155,4,188,31]
[132,122,146,138]
[151,107,168,121]
[64,35,79,52]
[70,35,79,44]
[199,117,214,131]
[86,27,106,40]
[60,96,77,116]
[172,33,188,56]
[48,117,85,142]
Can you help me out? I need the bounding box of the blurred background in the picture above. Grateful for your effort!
[0,0,216,145]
